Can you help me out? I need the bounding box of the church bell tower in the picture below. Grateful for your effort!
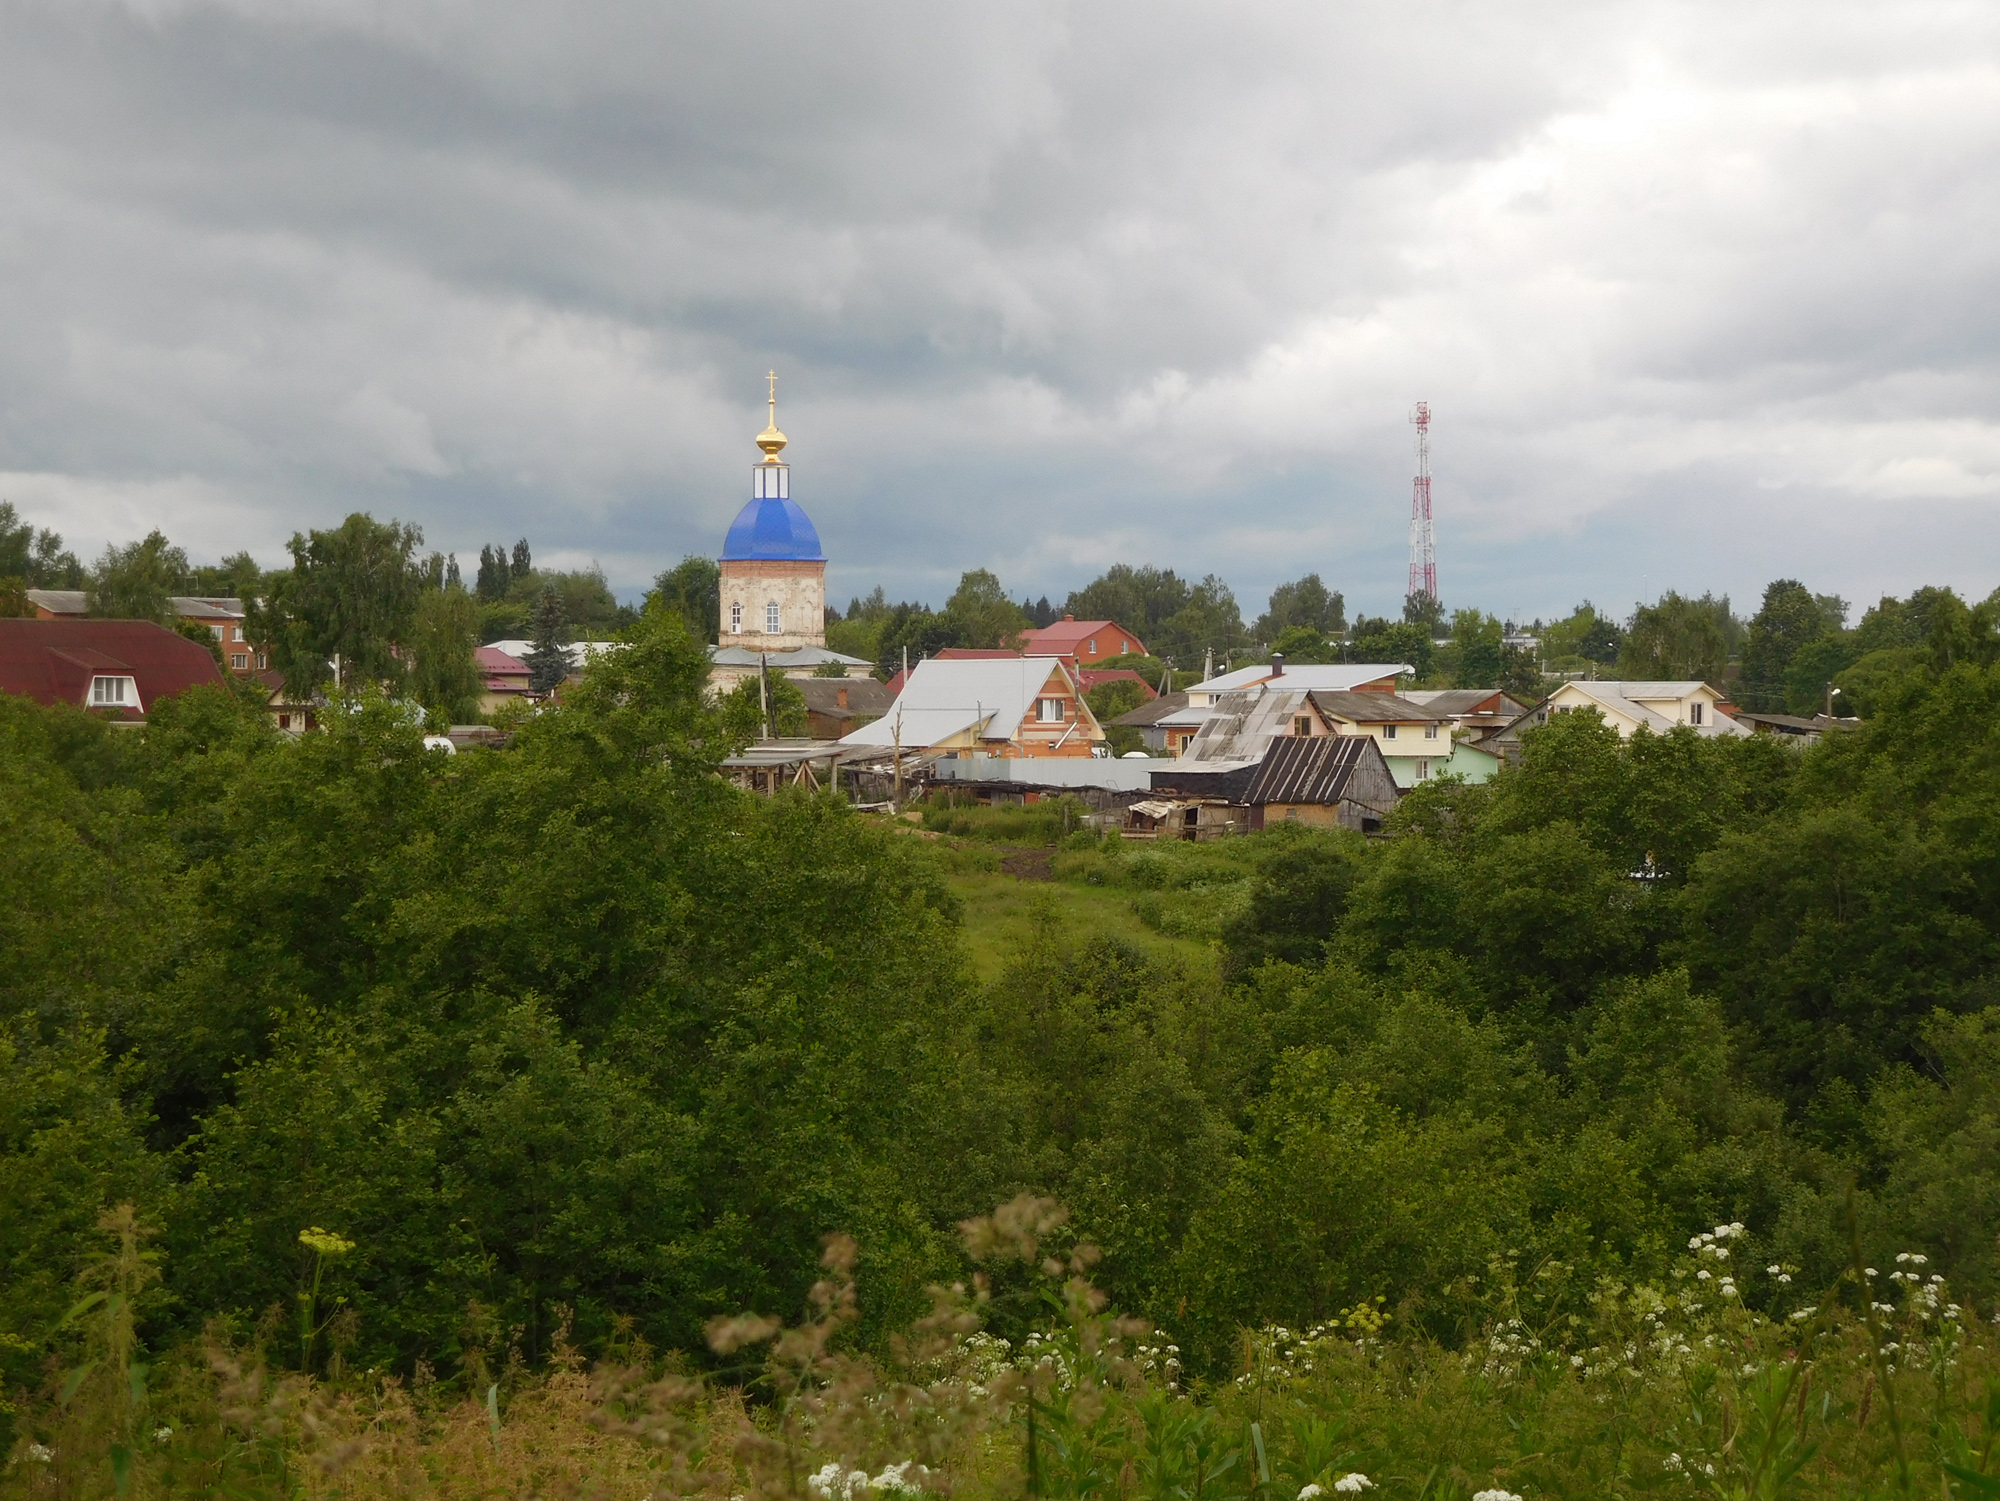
[718,373,826,650]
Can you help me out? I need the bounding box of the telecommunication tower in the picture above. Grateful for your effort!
[1407,401,1437,603]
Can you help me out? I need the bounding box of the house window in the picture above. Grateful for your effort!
[255,653,268,669]
[230,653,248,670]
[89,675,135,707]
[208,624,224,640]
[1690,701,1705,726]
[1424,723,1439,739]
[1416,759,1431,780]
[1293,716,1312,736]
[232,625,244,642]
[1382,723,1398,740]
[765,601,781,634]
[1038,698,1065,723]
[1088,638,1097,654]
[1121,639,1131,653]
[730,602,742,634]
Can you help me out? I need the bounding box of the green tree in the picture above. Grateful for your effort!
[722,671,808,738]
[1618,591,1735,682]
[1064,565,1193,647]
[86,530,188,622]
[1402,589,1444,633]
[410,584,482,726]
[1444,608,1503,687]
[878,604,968,671]
[0,501,83,597]
[650,555,721,644]
[1267,624,1335,663]
[526,584,571,695]
[250,513,427,696]
[1150,574,1246,664]
[946,569,1030,650]
[476,543,512,602]
[1346,617,1434,679]
[186,550,265,601]
[1256,574,1345,642]
[1741,579,1827,712]
[1084,677,1151,755]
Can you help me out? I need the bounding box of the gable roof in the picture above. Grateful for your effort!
[27,589,246,620]
[1193,662,1411,696]
[1400,688,1528,717]
[1182,687,1318,761]
[0,619,223,711]
[1242,734,1389,806]
[794,676,894,718]
[1307,690,1447,724]
[1109,690,1188,728]
[1553,680,1749,736]
[1019,618,1146,656]
[709,644,870,670]
[839,656,1080,748]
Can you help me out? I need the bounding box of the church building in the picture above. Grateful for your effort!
[720,376,826,652]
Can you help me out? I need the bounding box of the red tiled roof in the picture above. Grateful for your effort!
[1019,619,1146,656]
[0,619,223,714]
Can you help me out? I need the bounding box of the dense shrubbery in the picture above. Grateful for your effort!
[5,606,2000,1495]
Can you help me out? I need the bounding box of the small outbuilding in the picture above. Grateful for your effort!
[1239,734,1399,834]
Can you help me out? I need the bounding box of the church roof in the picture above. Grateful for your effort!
[722,494,824,561]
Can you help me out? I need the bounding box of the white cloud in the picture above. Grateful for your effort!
[1,0,1997,617]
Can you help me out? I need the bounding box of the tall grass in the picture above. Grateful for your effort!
[9,1199,2000,1500]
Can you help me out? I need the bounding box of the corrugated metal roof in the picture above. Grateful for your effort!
[1192,662,1411,695]
[839,656,1076,749]
[1242,734,1379,806]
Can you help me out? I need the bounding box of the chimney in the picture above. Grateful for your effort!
[836,686,848,709]
[1063,613,1074,622]
[1270,653,1285,678]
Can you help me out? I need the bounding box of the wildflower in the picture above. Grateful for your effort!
[1473,1491,1523,1501]
[1865,1267,1878,1278]
[155,1426,174,1443]
[1570,1354,1585,1368]
[1299,1487,1324,1500]
[1664,1453,1684,1471]
[872,1462,923,1495]
[1778,1274,1792,1284]
[1333,1476,1375,1493]
[1697,1270,1712,1282]
[1767,1264,1782,1275]
[26,1445,53,1463]
[1720,1283,1739,1299]
[298,1226,356,1258]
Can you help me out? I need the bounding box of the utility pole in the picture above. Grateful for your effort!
[759,652,772,739]
[891,708,903,813]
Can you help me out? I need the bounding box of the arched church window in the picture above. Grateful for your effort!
[766,601,781,634]
[730,602,742,634]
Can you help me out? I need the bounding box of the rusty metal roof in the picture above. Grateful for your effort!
[1241,734,1384,806]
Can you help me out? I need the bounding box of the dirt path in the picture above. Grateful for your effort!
[1000,848,1054,881]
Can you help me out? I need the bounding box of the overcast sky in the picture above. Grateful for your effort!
[3,0,1998,623]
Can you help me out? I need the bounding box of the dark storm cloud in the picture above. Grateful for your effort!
[3,0,1998,617]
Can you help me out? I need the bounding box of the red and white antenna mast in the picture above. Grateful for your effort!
[1407,401,1437,604]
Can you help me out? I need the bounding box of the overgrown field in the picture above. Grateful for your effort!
[6,605,2000,1497]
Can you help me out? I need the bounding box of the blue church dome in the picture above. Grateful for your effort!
[722,494,824,562]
